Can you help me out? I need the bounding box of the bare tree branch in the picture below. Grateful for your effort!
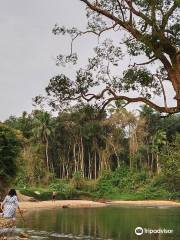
[70,23,118,54]
[80,0,174,76]
[161,2,178,29]
[129,57,157,67]
[80,0,140,34]
[154,74,168,110]
[116,0,126,22]
[124,0,153,26]
[83,87,178,113]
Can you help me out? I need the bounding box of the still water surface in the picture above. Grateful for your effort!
[16,206,180,240]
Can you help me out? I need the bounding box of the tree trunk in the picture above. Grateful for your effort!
[151,153,154,173]
[62,159,65,179]
[45,135,49,171]
[111,144,120,168]
[99,152,101,177]
[78,143,81,172]
[73,143,77,173]
[147,152,151,176]
[94,151,97,179]
[156,153,161,175]
[80,137,84,177]
[170,54,180,111]
[88,151,91,179]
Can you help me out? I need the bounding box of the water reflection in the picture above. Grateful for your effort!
[16,206,180,240]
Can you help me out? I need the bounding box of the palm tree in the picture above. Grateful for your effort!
[152,129,167,174]
[32,111,52,171]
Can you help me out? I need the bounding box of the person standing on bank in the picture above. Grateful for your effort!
[52,191,56,202]
[1,189,21,220]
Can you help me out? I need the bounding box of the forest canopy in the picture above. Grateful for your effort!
[2,105,180,200]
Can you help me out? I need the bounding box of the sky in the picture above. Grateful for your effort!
[0,0,88,120]
[0,0,176,121]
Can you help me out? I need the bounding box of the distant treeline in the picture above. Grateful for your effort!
[0,104,180,191]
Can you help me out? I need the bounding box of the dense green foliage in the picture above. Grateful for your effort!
[1,1,180,202]
[18,166,179,201]
[0,124,22,195]
[2,104,179,201]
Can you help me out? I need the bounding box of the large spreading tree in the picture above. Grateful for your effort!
[35,0,180,114]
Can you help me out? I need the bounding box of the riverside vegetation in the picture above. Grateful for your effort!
[1,0,180,202]
[0,104,179,201]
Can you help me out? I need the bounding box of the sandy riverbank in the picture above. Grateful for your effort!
[19,200,106,210]
[18,200,180,211]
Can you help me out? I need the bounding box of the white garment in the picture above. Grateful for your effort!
[2,195,19,219]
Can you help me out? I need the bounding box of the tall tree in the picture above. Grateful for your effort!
[35,0,180,114]
[152,129,167,174]
[5,111,33,139]
[32,111,52,171]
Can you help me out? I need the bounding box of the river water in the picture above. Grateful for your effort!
[14,206,180,239]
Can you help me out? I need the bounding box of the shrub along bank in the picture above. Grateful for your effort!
[18,167,180,201]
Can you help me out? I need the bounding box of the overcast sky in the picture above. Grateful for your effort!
[0,0,87,120]
[0,0,176,121]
